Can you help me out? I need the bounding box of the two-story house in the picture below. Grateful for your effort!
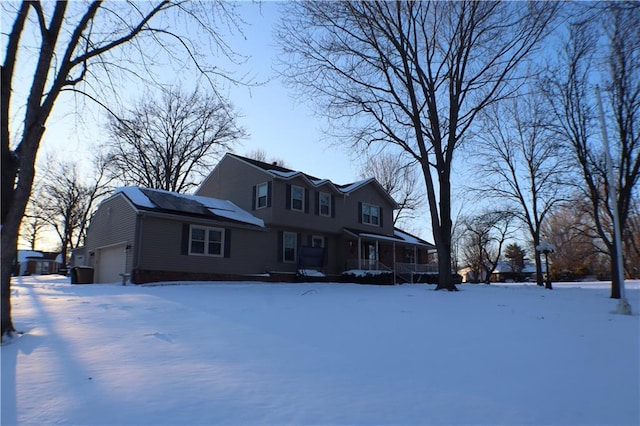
[83,153,435,284]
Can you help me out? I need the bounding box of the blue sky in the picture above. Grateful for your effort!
[17,1,472,248]
[33,2,361,186]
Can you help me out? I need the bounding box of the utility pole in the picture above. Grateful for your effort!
[596,85,632,315]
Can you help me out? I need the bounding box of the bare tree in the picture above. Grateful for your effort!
[105,87,246,192]
[358,152,424,227]
[473,89,570,286]
[20,185,48,251]
[1,1,245,340]
[245,149,288,168]
[277,1,558,291]
[543,2,640,298]
[461,210,515,284]
[624,200,640,278]
[33,156,113,268]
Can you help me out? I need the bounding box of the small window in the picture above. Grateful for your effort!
[312,235,325,248]
[283,232,297,262]
[291,186,304,211]
[189,225,224,256]
[319,192,331,216]
[362,203,380,226]
[256,182,268,209]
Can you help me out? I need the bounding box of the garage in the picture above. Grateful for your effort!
[95,243,127,283]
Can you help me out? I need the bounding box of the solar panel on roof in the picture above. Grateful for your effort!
[140,188,210,216]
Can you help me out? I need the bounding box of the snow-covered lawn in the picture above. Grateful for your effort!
[2,276,639,426]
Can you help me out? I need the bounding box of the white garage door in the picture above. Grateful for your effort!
[96,244,126,283]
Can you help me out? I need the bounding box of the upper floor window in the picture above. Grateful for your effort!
[256,182,268,209]
[362,203,380,226]
[291,185,305,211]
[189,225,224,256]
[319,192,331,216]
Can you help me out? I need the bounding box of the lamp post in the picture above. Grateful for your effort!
[536,241,555,290]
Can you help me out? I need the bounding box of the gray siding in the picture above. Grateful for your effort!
[137,215,276,275]
[340,184,395,235]
[197,155,273,223]
[85,194,137,273]
[199,155,396,237]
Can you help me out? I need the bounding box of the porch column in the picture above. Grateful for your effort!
[357,236,361,270]
[393,242,396,284]
[375,240,379,269]
[414,246,417,271]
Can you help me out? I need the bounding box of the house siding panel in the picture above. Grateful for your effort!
[196,155,274,224]
[137,216,275,276]
[85,194,137,274]
[341,185,394,235]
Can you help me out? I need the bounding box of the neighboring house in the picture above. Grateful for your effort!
[14,250,61,276]
[84,153,436,284]
[459,261,545,283]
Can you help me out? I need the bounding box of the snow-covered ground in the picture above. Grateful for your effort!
[2,276,639,426]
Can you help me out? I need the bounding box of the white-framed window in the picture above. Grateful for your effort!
[189,225,224,256]
[312,235,325,248]
[291,185,304,211]
[283,232,297,262]
[362,203,380,226]
[319,192,331,216]
[256,182,268,209]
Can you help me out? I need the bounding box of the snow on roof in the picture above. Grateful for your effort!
[208,201,264,228]
[338,178,373,193]
[115,187,155,208]
[394,229,433,247]
[115,187,264,228]
[18,250,43,262]
[268,170,301,179]
[231,153,385,196]
[493,261,545,274]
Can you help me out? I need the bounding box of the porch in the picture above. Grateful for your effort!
[343,227,437,282]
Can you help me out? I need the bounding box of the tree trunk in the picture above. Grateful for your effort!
[533,249,544,286]
[609,243,621,299]
[435,177,457,291]
[1,190,28,340]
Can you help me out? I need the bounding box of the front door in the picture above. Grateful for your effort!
[364,242,378,269]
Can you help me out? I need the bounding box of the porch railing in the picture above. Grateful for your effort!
[345,259,393,272]
[395,262,439,274]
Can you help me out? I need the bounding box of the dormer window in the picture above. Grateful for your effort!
[362,203,380,226]
[291,185,305,211]
[319,192,331,216]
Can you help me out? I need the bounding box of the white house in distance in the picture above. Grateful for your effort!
[15,250,62,276]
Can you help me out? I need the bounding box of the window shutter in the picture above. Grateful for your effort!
[331,195,336,218]
[358,202,363,224]
[379,207,384,227]
[286,184,291,210]
[181,224,190,255]
[224,229,231,258]
[314,191,320,215]
[277,231,283,262]
[267,181,272,207]
[252,185,256,210]
[304,189,310,213]
[297,233,302,259]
